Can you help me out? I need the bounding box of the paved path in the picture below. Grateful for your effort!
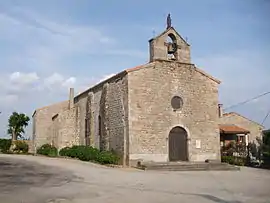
[0,154,270,203]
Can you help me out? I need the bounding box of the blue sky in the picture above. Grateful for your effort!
[0,0,269,138]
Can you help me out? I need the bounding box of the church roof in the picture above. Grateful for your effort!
[126,60,221,84]
[75,60,220,99]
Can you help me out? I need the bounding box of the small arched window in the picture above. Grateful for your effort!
[166,33,177,60]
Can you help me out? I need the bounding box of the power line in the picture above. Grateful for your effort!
[262,108,270,125]
[224,91,270,110]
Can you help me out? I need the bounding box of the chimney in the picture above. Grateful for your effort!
[69,88,74,109]
[218,104,223,118]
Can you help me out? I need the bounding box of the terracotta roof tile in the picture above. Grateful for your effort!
[125,65,144,72]
[219,124,250,134]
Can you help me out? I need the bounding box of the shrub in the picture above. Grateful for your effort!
[234,157,246,166]
[221,156,234,165]
[37,144,57,157]
[221,156,246,166]
[12,140,29,154]
[0,139,12,153]
[59,145,119,165]
[59,147,71,157]
[96,151,120,165]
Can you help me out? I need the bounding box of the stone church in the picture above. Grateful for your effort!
[32,17,223,166]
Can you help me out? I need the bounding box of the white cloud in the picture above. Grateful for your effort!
[62,77,76,88]
[10,72,39,85]
[0,71,40,96]
[44,73,64,86]
[43,73,78,89]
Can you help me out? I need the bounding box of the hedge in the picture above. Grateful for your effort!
[59,145,119,165]
[221,156,246,166]
[0,139,12,153]
[37,144,58,157]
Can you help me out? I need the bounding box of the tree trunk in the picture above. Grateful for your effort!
[12,130,17,141]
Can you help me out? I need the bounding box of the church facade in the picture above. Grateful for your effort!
[32,20,222,166]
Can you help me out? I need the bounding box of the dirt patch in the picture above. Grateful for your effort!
[0,157,75,193]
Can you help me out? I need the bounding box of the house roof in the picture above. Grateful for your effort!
[223,112,264,128]
[219,124,250,134]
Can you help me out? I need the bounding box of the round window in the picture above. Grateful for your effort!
[171,96,183,110]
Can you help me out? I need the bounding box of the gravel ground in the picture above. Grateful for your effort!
[0,154,270,203]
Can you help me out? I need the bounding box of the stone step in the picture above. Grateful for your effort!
[140,162,240,171]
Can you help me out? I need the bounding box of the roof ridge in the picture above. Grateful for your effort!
[194,66,221,84]
[74,63,149,99]
[74,59,221,99]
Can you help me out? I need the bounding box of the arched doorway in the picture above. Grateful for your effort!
[169,127,188,161]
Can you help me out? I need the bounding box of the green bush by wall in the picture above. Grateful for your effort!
[59,145,119,165]
[221,156,246,166]
[0,139,12,153]
[37,144,58,157]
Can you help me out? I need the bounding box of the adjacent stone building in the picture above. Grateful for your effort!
[32,19,227,165]
[32,101,69,151]
[218,104,264,147]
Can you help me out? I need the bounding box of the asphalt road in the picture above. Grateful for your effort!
[0,154,270,203]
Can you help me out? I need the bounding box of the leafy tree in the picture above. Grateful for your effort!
[7,112,30,140]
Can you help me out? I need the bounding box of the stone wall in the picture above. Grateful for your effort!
[74,75,129,165]
[93,76,128,164]
[219,113,264,144]
[51,107,80,150]
[92,89,102,149]
[106,77,128,164]
[128,60,220,163]
[85,92,94,146]
[32,101,69,152]
[76,95,88,145]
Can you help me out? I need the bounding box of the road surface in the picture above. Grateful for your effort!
[0,154,270,203]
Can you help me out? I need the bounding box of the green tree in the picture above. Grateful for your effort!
[7,112,30,140]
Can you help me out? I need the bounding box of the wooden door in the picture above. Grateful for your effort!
[169,127,188,161]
